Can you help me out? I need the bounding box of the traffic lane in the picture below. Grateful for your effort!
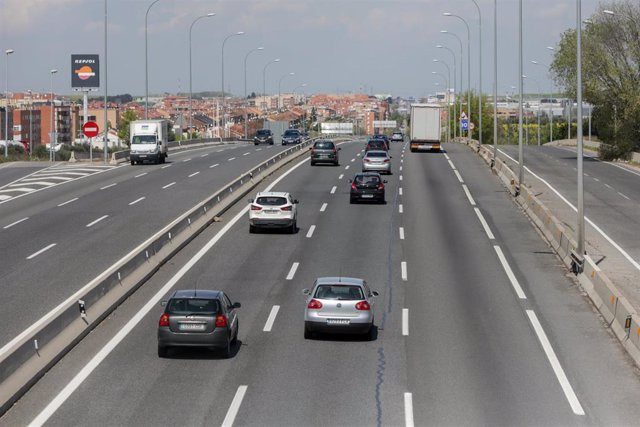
[403,146,583,425]
[0,143,301,347]
[448,143,640,424]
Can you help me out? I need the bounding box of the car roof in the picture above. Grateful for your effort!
[256,191,289,197]
[172,289,222,299]
[315,277,365,286]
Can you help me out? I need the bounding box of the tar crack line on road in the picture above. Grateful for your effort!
[375,347,386,427]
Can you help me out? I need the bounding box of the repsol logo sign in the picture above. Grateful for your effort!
[74,59,96,64]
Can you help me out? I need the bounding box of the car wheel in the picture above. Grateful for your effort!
[366,325,375,341]
[249,224,257,234]
[130,160,135,166]
[290,221,297,234]
[254,143,259,146]
[334,161,339,166]
[157,345,168,358]
[222,335,232,359]
[310,161,316,166]
[270,142,274,145]
[231,321,239,345]
[350,198,356,204]
[304,325,313,339]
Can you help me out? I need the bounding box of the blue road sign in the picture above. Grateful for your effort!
[461,119,469,131]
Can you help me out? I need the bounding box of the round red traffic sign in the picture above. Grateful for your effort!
[82,121,100,138]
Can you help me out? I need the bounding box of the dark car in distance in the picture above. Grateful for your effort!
[310,139,341,166]
[365,138,389,152]
[282,129,302,145]
[254,129,274,145]
[157,289,241,358]
[350,172,387,204]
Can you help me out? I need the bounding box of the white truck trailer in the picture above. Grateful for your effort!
[129,120,169,164]
[409,104,441,152]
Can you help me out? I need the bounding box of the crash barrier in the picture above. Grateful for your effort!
[462,139,640,367]
[0,138,318,415]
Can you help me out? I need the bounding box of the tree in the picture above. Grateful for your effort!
[118,110,138,144]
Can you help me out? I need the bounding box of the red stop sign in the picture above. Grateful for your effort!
[82,121,100,138]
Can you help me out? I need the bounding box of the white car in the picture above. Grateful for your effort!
[248,191,298,233]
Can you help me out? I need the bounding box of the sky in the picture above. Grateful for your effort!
[0,0,605,99]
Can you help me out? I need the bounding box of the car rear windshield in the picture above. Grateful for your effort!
[167,298,220,314]
[314,141,335,149]
[284,130,299,136]
[257,196,287,206]
[256,130,271,136]
[314,285,364,300]
[366,152,387,158]
[368,141,386,147]
[354,175,380,185]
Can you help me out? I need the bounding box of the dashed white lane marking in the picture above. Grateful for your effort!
[338,174,344,179]
[454,170,464,183]
[86,215,109,228]
[399,188,403,196]
[306,225,316,238]
[129,197,145,206]
[474,208,495,239]
[350,158,356,163]
[161,164,172,169]
[162,182,176,189]
[320,203,328,212]
[443,153,450,160]
[243,152,250,156]
[200,153,209,157]
[402,308,409,336]
[526,310,585,415]
[399,204,404,213]
[330,186,337,194]
[100,183,117,190]
[400,166,403,172]
[188,172,200,178]
[216,149,224,153]
[584,173,589,177]
[462,184,476,206]
[26,243,57,260]
[345,165,350,170]
[228,157,236,161]
[593,177,600,182]
[182,158,192,162]
[58,197,78,207]
[399,227,405,240]
[4,217,29,229]
[134,172,147,178]
[604,183,612,189]
[286,262,300,280]
[404,393,415,427]
[221,385,249,427]
[256,148,262,151]
[400,175,403,181]
[210,163,219,169]
[401,261,408,281]
[447,159,456,170]
[357,153,361,157]
[401,159,404,163]
[618,192,630,200]
[493,245,527,299]
[263,305,280,332]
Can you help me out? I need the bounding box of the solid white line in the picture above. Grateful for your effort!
[182,158,192,162]
[609,161,640,177]
[618,192,630,200]
[188,172,200,178]
[401,261,408,281]
[129,197,145,206]
[443,153,450,160]
[210,163,220,169]
[4,217,29,229]
[399,227,405,240]
[100,183,117,190]
[399,187,403,196]
[26,243,56,260]
[462,184,476,206]
[338,174,344,180]
[134,172,147,178]
[454,170,464,183]
[28,154,312,427]
[263,306,281,332]
[474,208,495,239]
[345,165,350,170]
[526,310,585,415]
[162,182,176,189]
[286,262,300,280]
[499,148,640,272]
[404,393,415,427]
[320,203,327,212]
[86,215,109,228]
[330,185,337,194]
[221,385,248,427]
[402,308,409,336]
[228,157,236,161]
[161,164,172,169]
[399,204,404,213]
[493,245,527,299]
[448,159,456,170]
[57,197,78,207]
[306,225,316,238]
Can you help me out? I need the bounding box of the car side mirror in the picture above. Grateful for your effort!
[302,289,310,295]
[383,180,388,183]
[390,156,393,158]
[294,199,299,204]
[371,291,379,297]
[160,300,167,307]
[248,198,254,203]
[338,147,342,151]
[233,302,241,308]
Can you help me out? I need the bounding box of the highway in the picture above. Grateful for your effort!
[3,140,640,426]
[0,142,293,348]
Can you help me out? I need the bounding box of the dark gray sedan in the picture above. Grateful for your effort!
[157,290,240,358]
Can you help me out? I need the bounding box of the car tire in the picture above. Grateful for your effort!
[366,325,375,341]
[334,161,339,166]
[130,160,135,166]
[157,345,168,358]
[231,321,239,345]
[249,224,257,234]
[304,325,313,339]
[350,198,356,204]
[310,161,316,166]
[254,143,259,146]
[290,220,297,234]
[270,142,274,145]
[222,335,232,359]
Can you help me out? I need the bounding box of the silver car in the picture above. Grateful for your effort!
[362,149,391,174]
[303,277,379,340]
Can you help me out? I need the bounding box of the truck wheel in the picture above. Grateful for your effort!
[131,160,135,166]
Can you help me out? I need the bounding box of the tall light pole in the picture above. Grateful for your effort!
[189,12,215,138]
[262,58,280,113]
[49,69,58,162]
[471,0,483,144]
[144,0,161,120]
[4,49,13,158]
[278,72,295,111]
[433,61,451,144]
[492,0,498,165]
[244,46,264,139]
[437,44,457,139]
[518,0,524,187]
[576,0,585,266]
[440,30,464,138]
[444,13,471,139]
[221,31,245,139]
[103,0,108,164]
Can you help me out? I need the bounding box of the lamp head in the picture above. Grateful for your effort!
[237,31,245,35]
[443,12,452,16]
[206,13,215,17]
[5,49,14,55]
[50,69,58,74]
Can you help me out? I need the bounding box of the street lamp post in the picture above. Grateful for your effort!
[440,30,464,139]
[50,69,58,162]
[221,31,245,139]
[436,45,457,139]
[144,0,161,120]
[278,72,295,111]
[518,0,524,187]
[262,58,280,113]
[4,49,14,158]
[244,47,264,139]
[471,0,483,144]
[444,13,471,139]
[576,0,585,266]
[433,61,451,143]
[189,13,215,139]
[492,0,498,164]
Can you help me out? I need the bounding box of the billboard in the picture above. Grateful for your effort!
[321,122,353,135]
[71,54,100,90]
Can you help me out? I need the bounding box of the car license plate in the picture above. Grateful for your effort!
[326,319,350,325]
[265,209,278,214]
[139,155,147,158]
[179,323,205,331]
[362,194,374,198]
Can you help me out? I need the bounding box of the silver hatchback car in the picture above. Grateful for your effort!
[362,150,391,174]
[303,277,379,340]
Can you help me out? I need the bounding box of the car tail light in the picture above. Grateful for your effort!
[251,204,262,211]
[363,158,370,163]
[311,148,315,155]
[307,299,323,309]
[351,182,357,191]
[215,314,228,328]
[332,148,337,154]
[281,205,292,211]
[159,313,170,327]
[355,301,371,311]
[384,159,390,163]
[377,182,385,190]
